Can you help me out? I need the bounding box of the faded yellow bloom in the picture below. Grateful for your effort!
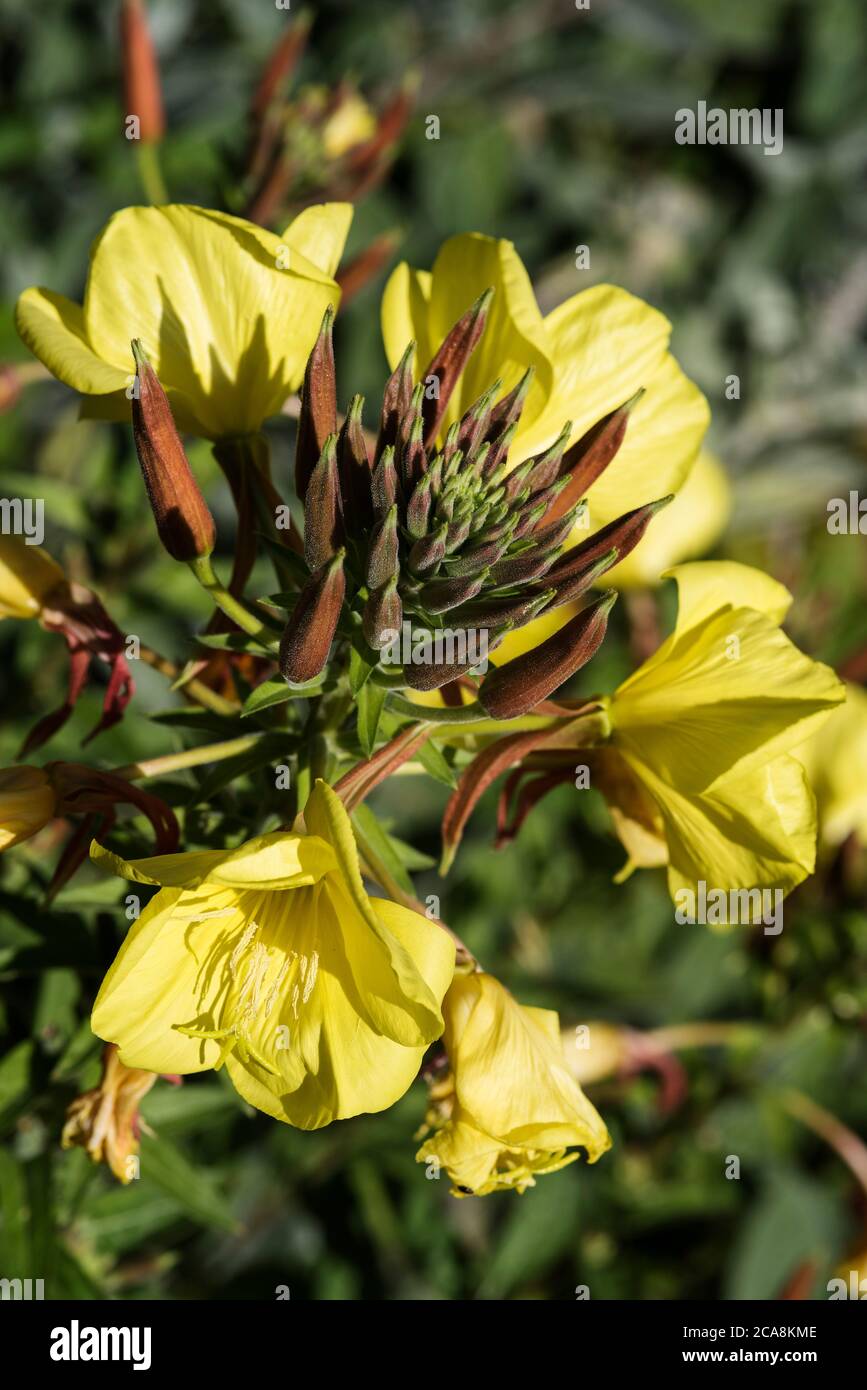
[61,1042,159,1184]
[417,972,610,1196]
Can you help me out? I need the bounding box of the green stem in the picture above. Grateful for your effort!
[189,554,282,641]
[387,693,491,725]
[136,141,168,204]
[112,733,264,783]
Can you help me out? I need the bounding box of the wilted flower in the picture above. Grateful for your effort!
[0,537,135,754]
[15,202,351,438]
[62,1043,163,1184]
[90,781,455,1129]
[417,972,610,1196]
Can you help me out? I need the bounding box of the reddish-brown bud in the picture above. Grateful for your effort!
[130,340,216,562]
[295,307,337,502]
[479,590,616,719]
[120,0,165,143]
[279,550,346,684]
[420,289,493,447]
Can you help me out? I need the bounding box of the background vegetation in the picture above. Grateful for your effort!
[1,0,866,1300]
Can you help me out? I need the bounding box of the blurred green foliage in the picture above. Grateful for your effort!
[1,0,867,1300]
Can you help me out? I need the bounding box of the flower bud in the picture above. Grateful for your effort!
[279,550,346,683]
[120,0,165,144]
[480,590,617,719]
[131,340,216,562]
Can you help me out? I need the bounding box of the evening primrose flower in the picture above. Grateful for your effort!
[90,780,455,1130]
[795,683,867,850]
[416,972,610,1196]
[599,561,844,903]
[0,767,56,850]
[15,202,352,438]
[381,232,710,540]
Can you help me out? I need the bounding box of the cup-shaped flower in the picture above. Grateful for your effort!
[15,202,352,438]
[381,232,709,545]
[795,683,867,850]
[416,972,610,1196]
[61,1042,160,1184]
[600,561,845,903]
[0,766,56,850]
[0,535,66,619]
[90,781,455,1129]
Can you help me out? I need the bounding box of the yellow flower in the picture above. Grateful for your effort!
[416,972,610,1196]
[318,89,377,160]
[0,766,56,850]
[90,780,454,1130]
[61,1043,159,1185]
[15,202,352,439]
[382,233,709,538]
[606,448,731,588]
[795,683,867,849]
[0,535,66,619]
[599,561,844,904]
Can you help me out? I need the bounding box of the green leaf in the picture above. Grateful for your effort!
[137,1133,238,1233]
[356,678,387,756]
[415,738,457,788]
[352,803,414,896]
[725,1169,846,1299]
[241,676,325,717]
[0,1041,34,1132]
[349,634,377,695]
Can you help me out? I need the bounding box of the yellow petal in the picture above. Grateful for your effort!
[446,973,610,1160]
[607,449,731,587]
[382,234,554,437]
[621,750,817,904]
[91,831,336,890]
[581,352,710,532]
[612,604,843,790]
[228,896,455,1129]
[664,560,793,635]
[0,766,56,850]
[281,202,353,279]
[83,205,341,436]
[304,780,451,1041]
[795,683,867,848]
[92,885,239,1074]
[0,536,66,619]
[15,288,130,397]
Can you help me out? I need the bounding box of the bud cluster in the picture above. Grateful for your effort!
[280,295,671,718]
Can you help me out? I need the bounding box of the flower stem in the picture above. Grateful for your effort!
[188,554,282,641]
[136,141,168,204]
[112,733,264,783]
[387,693,491,725]
[138,643,240,716]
